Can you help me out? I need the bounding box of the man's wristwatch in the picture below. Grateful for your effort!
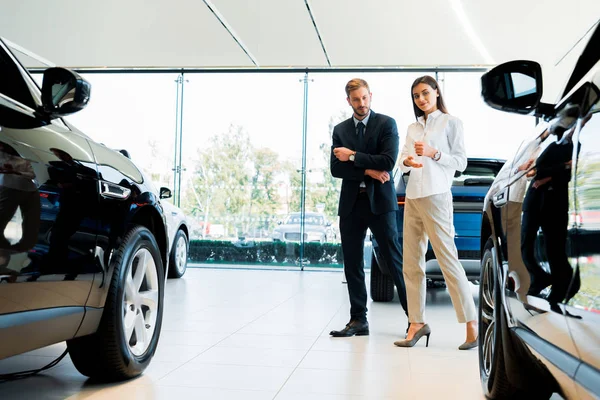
[433,151,441,161]
[349,152,356,162]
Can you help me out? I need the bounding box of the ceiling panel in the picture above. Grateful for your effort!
[0,0,597,75]
[461,0,600,100]
[211,0,328,67]
[309,0,487,66]
[463,0,600,66]
[0,0,255,68]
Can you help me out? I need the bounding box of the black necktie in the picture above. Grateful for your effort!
[357,122,365,152]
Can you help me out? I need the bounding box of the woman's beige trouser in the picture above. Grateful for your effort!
[403,192,477,323]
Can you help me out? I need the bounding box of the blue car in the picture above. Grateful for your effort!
[370,157,505,301]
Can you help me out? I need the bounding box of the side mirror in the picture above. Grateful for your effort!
[159,187,172,199]
[41,67,91,118]
[454,170,462,178]
[481,60,543,115]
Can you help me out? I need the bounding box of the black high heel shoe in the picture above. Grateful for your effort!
[394,324,431,347]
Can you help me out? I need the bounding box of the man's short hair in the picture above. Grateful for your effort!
[345,79,370,97]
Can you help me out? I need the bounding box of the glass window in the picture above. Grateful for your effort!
[180,73,321,268]
[65,73,180,190]
[0,42,39,109]
[569,99,600,314]
[441,72,535,160]
[453,160,504,186]
[306,72,424,240]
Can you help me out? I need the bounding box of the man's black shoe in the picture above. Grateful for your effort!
[329,320,369,337]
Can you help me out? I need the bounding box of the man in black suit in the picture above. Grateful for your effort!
[521,125,579,307]
[330,78,408,337]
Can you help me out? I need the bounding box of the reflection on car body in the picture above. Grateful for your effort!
[477,22,600,400]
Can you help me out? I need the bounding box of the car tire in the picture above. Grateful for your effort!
[370,252,394,302]
[479,238,557,399]
[168,229,188,279]
[479,238,519,398]
[67,225,164,381]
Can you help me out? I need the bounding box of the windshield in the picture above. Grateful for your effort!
[542,19,600,104]
[0,40,38,109]
[453,161,504,186]
[560,19,600,99]
[400,160,504,188]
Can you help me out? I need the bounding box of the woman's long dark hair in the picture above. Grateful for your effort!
[411,75,448,119]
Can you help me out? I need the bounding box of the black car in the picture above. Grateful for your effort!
[477,22,600,399]
[370,158,504,302]
[0,39,169,381]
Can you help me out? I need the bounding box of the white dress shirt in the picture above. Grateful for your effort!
[399,109,467,199]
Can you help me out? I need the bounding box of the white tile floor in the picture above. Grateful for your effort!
[0,267,487,399]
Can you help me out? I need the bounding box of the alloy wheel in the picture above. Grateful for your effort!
[122,248,160,356]
[174,235,187,274]
[481,253,496,377]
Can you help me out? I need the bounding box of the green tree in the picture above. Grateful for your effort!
[183,124,252,238]
[282,110,349,220]
[282,160,302,213]
[309,111,349,216]
[247,147,282,235]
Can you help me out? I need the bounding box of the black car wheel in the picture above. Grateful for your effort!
[67,225,164,381]
[168,229,188,279]
[479,238,520,398]
[479,238,558,399]
[370,251,394,302]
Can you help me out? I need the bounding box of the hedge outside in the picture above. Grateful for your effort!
[188,240,343,267]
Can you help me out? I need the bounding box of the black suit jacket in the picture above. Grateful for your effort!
[330,111,399,218]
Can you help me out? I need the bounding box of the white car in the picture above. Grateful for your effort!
[272,212,336,244]
[159,188,189,279]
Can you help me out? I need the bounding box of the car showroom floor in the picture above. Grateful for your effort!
[0,266,489,399]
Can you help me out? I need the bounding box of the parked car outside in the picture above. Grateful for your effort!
[160,194,189,279]
[476,22,600,399]
[272,212,337,244]
[0,38,168,381]
[370,158,504,301]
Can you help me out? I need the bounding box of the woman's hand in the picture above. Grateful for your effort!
[532,176,552,189]
[414,141,436,158]
[517,158,534,172]
[403,156,423,168]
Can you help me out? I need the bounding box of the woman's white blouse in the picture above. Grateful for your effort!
[399,109,467,199]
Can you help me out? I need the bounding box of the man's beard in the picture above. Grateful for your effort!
[353,106,369,117]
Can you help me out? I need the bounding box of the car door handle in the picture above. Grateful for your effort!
[99,181,131,200]
[493,188,508,207]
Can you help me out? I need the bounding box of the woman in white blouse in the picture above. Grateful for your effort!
[393,75,478,350]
